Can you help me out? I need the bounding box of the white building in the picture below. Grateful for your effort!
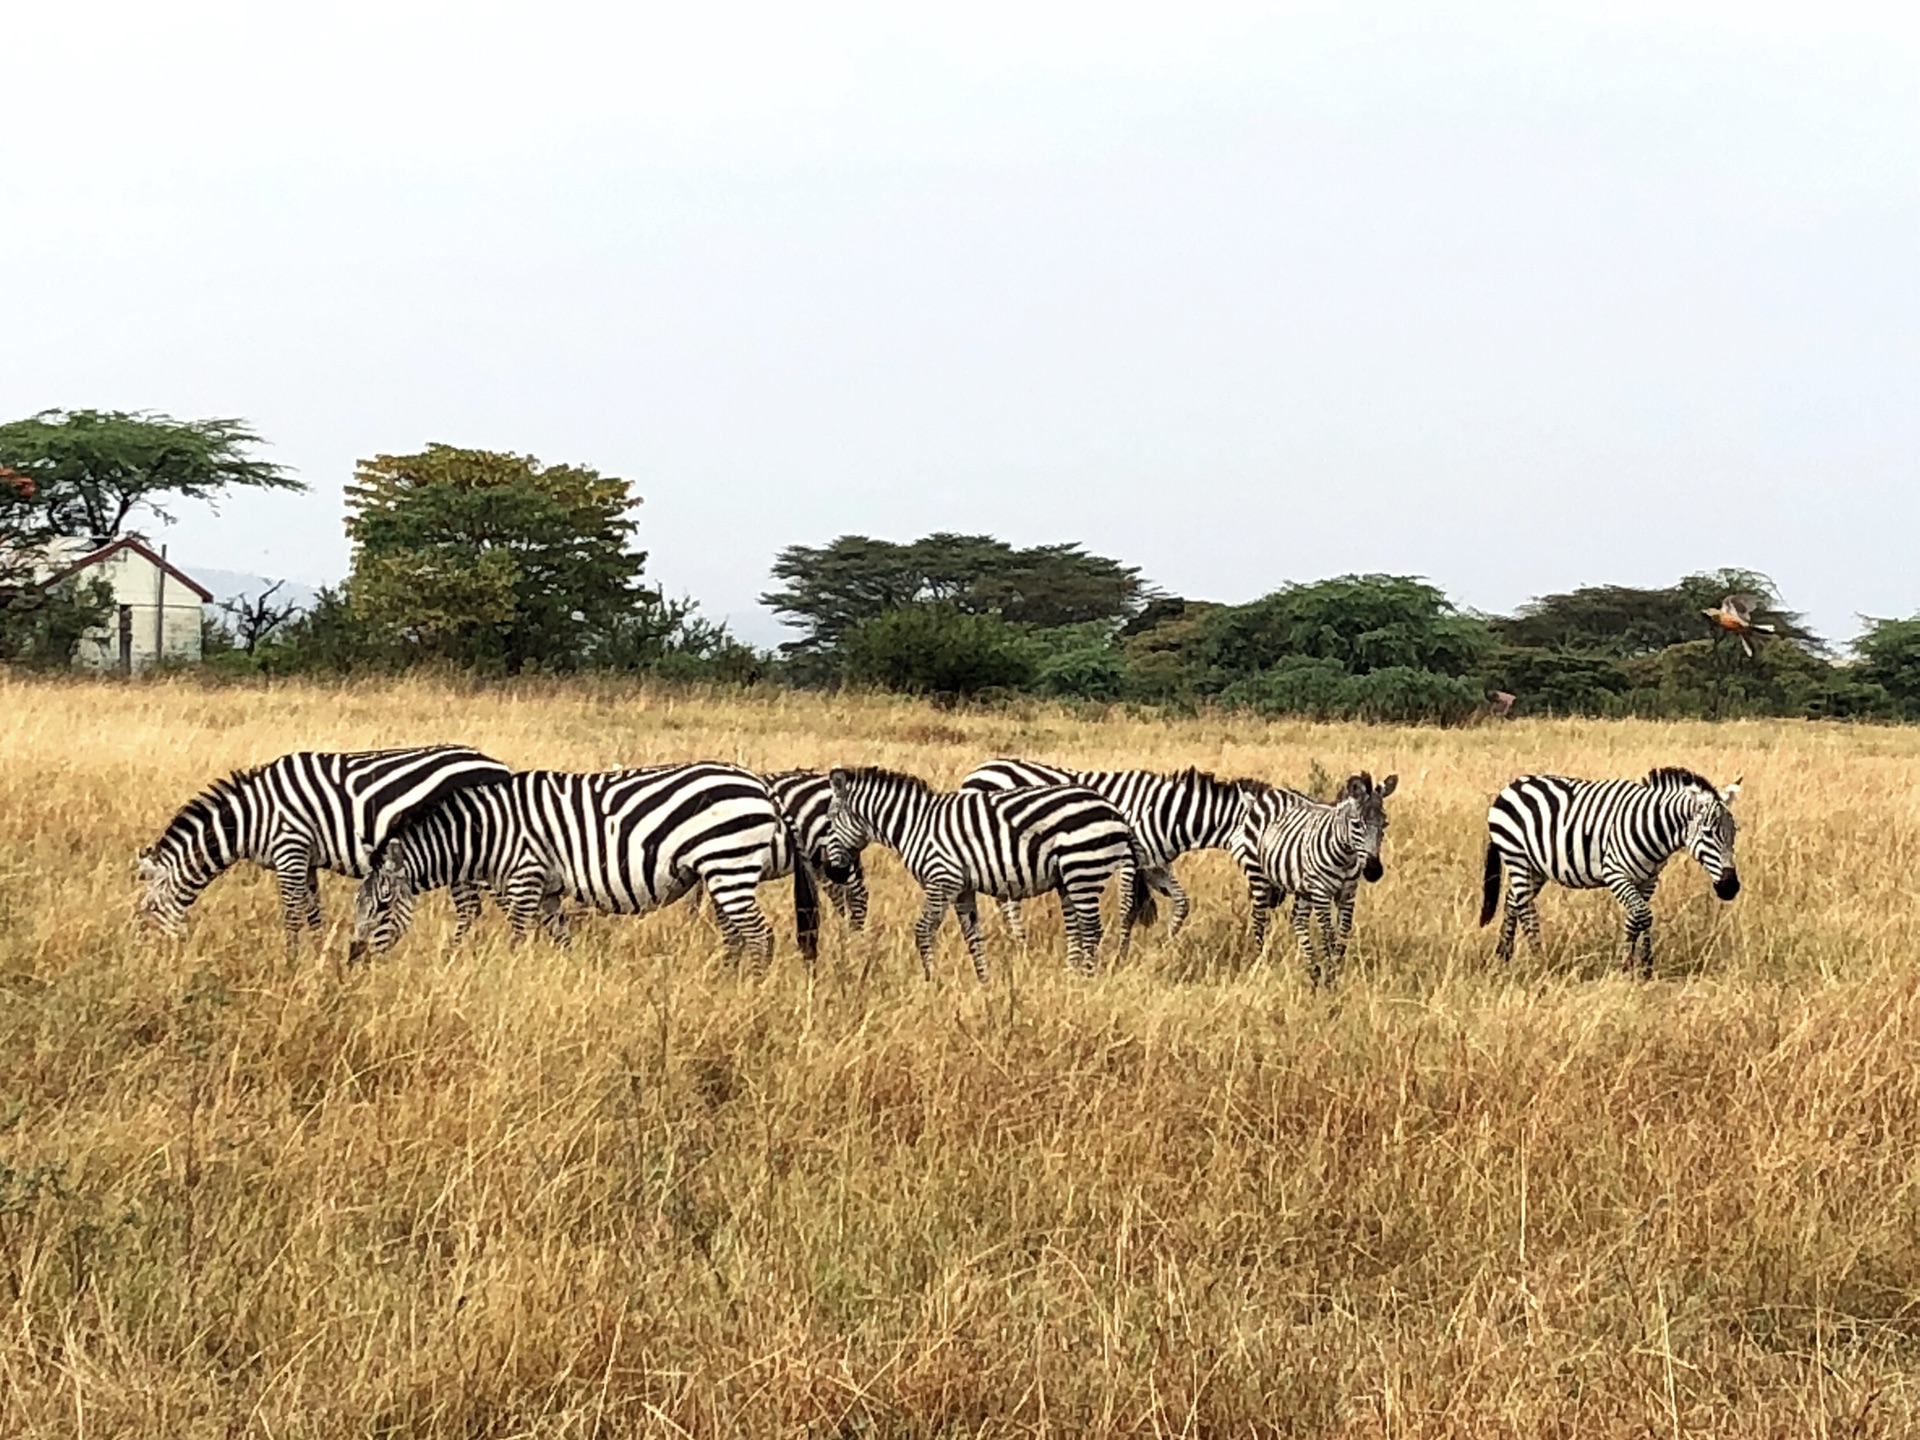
[45,537,213,671]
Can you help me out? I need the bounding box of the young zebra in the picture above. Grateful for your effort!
[1251,771,1398,984]
[1480,767,1742,976]
[959,759,1284,938]
[348,763,819,972]
[820,766,1155,981]
[763,770,869,931]
[136,745,512,948]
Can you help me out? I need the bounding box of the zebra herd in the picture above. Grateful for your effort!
[133,744,1745,981]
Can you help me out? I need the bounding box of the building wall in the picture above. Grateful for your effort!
[67,547,206,671]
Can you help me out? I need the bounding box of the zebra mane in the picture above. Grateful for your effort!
[153,765,263,853]
[836,765,934,796]
[1645,766,1720,796]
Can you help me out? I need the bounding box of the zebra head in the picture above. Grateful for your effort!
[134,847,195,937]
[1340,772,1398,882]
[1682,775,1742,901]
[821,767,879,886]
[349,843,418,962]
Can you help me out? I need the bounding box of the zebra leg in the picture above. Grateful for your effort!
[451,880,484,941]
[1146,867,1189,936]
[271,846,317,953]
[952,891,990,983]
[846,870,870,933]
[1288,894,1318,982]
[715,898,776,975]
[502,869,554,945]
[999,898,1027,945]
[1327,889,1358,982]
[913,886,954,982]
[1061,883,1104,976]
[1496,871,1538,962]
[1243,865,1277,952]
[1610,876,1657,978]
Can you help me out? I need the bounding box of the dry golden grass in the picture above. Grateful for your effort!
[3,673,1920,1437]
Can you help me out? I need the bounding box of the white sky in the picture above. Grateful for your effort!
[4,2,1915,647]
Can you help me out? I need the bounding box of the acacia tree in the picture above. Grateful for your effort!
[762,532,1151,660]
[344,445,649,673]
[0,409,298,542]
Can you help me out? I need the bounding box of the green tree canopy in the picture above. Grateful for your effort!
[0,409,298,542]
[1204,574,1494,681]
[1855,616,1920,715]
[345,445,647,673]
[839,603,1036,703]
[763,532,1152,657]
[1495,569,1821,657]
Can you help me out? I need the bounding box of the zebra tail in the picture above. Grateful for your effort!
[1478,842,1503,927]
[790,826,821,965]
[1126,844,1158,929]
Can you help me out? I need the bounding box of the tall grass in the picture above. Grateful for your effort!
[2,674,1918,1436]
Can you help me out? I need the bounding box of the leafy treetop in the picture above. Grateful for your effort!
[345,445,646,673]
[762,532,1152,655]
[0,409,298,543]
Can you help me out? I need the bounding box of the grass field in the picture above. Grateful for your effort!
[3,674,1919,1437]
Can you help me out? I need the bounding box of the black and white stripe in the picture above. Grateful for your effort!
[960,759,1285,936]
[349,763,819,972]
[763,770,869,931]
[821,766,1153,980]
[1251,771,1397,983]
[136,745,512,945]
[1480,767,1742,975]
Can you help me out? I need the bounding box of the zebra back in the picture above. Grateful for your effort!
[138,745,512,922]
[961,758,1275,866]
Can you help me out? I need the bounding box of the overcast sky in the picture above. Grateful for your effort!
[5,2,1915,647]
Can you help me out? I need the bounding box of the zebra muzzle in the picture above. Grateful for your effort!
[1363,856,1384,883]
[1714,871,1741,901]
[347,940,370,964]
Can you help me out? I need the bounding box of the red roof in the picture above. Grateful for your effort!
[48,537,215,602]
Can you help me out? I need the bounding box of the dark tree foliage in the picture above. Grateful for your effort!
[1496,569,1821,657]
[1855,617,1920,716]
[1203,574,1494,681]
[839,603,1035,703]
[345,445,648,674]
[0,575,114,668]
[0,410,299,542]
[763,533,1151,657]
[214,581,302,656]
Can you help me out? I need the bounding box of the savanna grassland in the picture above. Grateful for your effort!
[3,675,1920,1438]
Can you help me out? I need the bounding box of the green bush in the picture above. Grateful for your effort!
[1217,658,1481,725]
[840,603,1035,703]
[1856,617,1920,717]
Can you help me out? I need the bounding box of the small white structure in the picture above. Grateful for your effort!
[46,537,213,671]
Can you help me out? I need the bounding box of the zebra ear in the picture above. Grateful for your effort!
[1377,773,1398,798]
[828,767,852,800]
[1721,778,1743,804]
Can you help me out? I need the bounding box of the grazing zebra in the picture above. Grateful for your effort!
[820,766,1154,980]
[348,763,819,972]
[136,745,512,947]
[763,770,870,930]
[1480,767,1742,976]
[1251,771,1398,984]
[959,759,1286,938]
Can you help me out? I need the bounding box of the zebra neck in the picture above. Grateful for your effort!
[859,785,935,851]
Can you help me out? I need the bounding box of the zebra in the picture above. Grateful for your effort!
[819,766,1155,981]
[136,745,512,947]
[959,759,1290,939]
[348,763,819,972]
[1480,767,1742,976]
[763,771,870,930]
[1251,771,1398,984]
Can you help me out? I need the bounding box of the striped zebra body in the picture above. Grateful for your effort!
[763,771,869,930]
[1252,771,1397,983]
[1480,768,1741,976]
[350,763,818,972]
[136,745,512,946]
[822,766,1152,980]
[959,759,1284,938]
